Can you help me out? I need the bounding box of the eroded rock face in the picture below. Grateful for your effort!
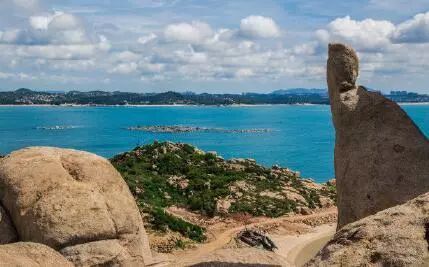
[306,192,429,266]
[0,204,17,244]
[327,43,429,229]
[0,147,152,266]
[60,239,138,266]
[0,242,73,267]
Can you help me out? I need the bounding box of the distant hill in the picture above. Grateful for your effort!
[0,88,330,105]
[271,88,327,96]
[0,88,426,105]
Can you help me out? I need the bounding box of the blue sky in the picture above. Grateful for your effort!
[1,0,429,93]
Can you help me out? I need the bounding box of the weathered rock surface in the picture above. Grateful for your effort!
[60,239,138,266]
[327,43,429,228]
[306,192,429,266]
[0,204,17,244]
[0,147,152,266]
[189,247,289,266]
[0,242,73,267]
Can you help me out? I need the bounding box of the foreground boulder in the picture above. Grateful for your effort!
[306,192,429,266]
[0,242,73,267]
[0,147,152,266]
[327,43,429,228]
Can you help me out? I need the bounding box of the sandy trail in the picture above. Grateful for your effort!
[272,223,335,266]
[169,208,337,266]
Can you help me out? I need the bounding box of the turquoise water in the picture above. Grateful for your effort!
[0,104,427,182]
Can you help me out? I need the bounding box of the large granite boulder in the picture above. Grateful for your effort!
[0,147,153,266]
[0,242,73,267]
[327,43,429,229]
[306,192,429,266]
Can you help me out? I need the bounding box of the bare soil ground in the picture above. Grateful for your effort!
[149,207,337,266]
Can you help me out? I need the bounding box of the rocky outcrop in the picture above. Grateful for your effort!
[327,43,429,228]
[0,242,74,267]
[306,192,429,266]
[0,147,153,266]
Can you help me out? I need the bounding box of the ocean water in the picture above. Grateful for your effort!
[0,104,427,182]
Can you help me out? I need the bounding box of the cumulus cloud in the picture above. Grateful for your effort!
[316,16,395,51]
[0,10,110,61]
[391,12,429,43]
[239,15,280,39]
[109,62,138,74]
[138,33,157,45]
[0,11,95,45]
[13,0,39,11]
[164,21,213,44]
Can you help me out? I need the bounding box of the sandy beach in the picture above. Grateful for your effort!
[272,224,335,266]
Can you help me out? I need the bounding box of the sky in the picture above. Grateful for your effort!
[0,0,429,93]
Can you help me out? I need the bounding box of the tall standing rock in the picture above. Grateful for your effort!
[0,147,153,266]
[327,43,429,229]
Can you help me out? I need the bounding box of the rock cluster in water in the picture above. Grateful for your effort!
[327,43,429,229]
[127,125,272,133]
[36,125,80,130]
[0,147,153,266]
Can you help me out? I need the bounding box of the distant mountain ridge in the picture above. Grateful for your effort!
[0,88,427,105]
[271,88,327,96]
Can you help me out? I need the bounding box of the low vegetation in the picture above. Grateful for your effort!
[111,141,336,246]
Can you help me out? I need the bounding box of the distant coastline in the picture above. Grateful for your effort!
[1,88,428,106]
[1,102,428,107]
[0,103,327,107]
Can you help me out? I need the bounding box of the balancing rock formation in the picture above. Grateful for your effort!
[327,43,429,229]
[306,192,429,266]
[0,147,153,266]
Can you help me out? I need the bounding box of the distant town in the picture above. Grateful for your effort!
[0,88,428,105]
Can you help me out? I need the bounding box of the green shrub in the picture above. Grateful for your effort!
[149,207,206,242]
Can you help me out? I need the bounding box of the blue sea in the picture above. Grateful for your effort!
[0,104,427,182]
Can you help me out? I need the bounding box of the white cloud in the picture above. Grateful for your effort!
[138,33,157,45]
[164,21,213,44]
[392,12,429,43]
[29,14,53,30]
[109,62,138,74]
[317,16,395,51]
[239,16,280,39]
[0,71,36,80]
[1,11,93,45]
[112,51,141,62]
[235,68,254,78]
[13,0,39,10]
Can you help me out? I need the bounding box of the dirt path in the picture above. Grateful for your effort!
[272,224,335,266]
[170,207,337,266]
